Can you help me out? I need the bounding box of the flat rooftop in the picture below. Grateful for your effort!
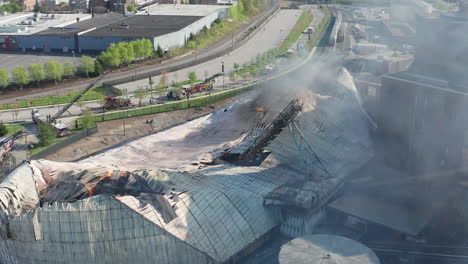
[83,15,203,38]
[141,3,229,16]
[0,12,91,35]
[34,12,123,36]
[34,13,203,38]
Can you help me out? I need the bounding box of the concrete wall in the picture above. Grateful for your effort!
[78,35,142,52]
[154,8,227,51]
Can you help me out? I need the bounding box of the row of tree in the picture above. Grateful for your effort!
[97,39,156,69]
[0,56,95,89]
[0,0,22,13]
[0,39,157,90]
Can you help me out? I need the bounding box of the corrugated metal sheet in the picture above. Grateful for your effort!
[118,165,301,263]
[0,195,216,264]
[0,163,38,225]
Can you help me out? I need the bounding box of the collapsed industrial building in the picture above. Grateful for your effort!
[0,66,375,263]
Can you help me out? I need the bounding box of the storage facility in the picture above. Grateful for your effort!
[0,4,229,52]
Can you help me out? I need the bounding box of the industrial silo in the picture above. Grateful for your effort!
[279,234,380,264]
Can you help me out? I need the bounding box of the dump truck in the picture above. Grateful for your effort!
[31,108,69,137]
[103,97,132,110]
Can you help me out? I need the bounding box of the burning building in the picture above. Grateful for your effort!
[0,67,373,263]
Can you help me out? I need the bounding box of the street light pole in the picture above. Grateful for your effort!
[123,110,126,136]
[71,50,76,66]
[221,61,225,90]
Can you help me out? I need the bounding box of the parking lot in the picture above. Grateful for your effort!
[0,52,81,72]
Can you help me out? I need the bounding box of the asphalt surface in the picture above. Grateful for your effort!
[0,53,80,72]
[0,8,309,123]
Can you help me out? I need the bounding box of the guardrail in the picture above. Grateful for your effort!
[30,125,98,160]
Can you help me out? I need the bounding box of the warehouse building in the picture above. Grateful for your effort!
[1,4,228,53]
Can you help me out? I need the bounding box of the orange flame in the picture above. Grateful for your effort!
[256,107,265,112]
[98,169,113,179]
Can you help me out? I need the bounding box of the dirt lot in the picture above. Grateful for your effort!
[46,93,253,162]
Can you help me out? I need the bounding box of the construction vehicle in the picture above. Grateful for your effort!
[0,136,14,164]
[167,73,222,101]
[103,97,132,110]
[167,87,186,100]
[31,72,108,137]
[32,108,69,137]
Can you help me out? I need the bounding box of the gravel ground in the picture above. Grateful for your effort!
[45,92,257,163]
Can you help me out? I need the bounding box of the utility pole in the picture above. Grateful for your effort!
[25,133,29,160]
[221,61,225,90]
[123,109,126,136]
[71,50,76,66]
[231,31,234,51]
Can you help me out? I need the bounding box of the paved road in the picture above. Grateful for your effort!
[0,53,80,72]
[115,9,304,92]
[0,8,308,123]
[0,1,279,105]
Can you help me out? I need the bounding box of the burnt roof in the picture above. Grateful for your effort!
[82,15,203,38]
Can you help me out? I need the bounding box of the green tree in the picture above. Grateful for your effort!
[149,77,155,90]
[237,0,245,15]
[241,0,257,16]
[11,66,29,89]
[63,62,77,77]
[248,66,259,78]
[0,122,8,136]
[188,71,197,89]
[38,122,56,146]
[142,39,154,58]
[134,87,145,107]
[127,3,136,12]
[158,71,168,88]
[80,56,95,78]
[156,45,164,58]
[234,63,240,72]
[44,60,63,84]
[81,110,95,128]
[229,71,237,83]
[240,70,250,81]
[229,5,239,19]
[99,50,121,68]
[117,42,135,65]
[132,39,144,58]
[94,60,104,76]
[0,69,8,89]
[33,3,48,13]
[28,64,45,87]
